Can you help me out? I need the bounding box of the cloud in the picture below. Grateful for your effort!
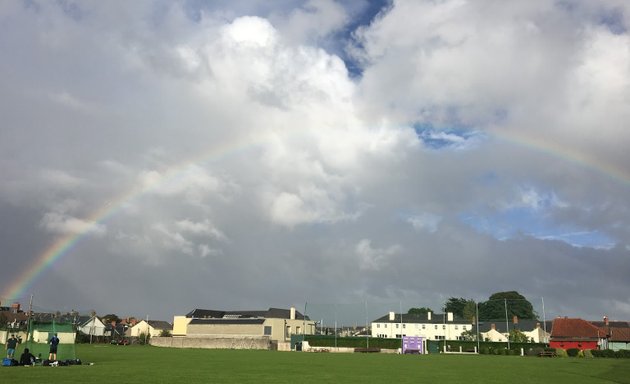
[40,212,106,237]
[1,1,629,324]
[407,213,442,233]
[355,239,402,271]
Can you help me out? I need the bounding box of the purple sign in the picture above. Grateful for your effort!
[402,336,423,354]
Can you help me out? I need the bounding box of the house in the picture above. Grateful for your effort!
[0,302,29,343]
[371,311,473,341]
[478,317,551,343]
[479,322,508,342]
[550,317,604,350]
[77,315,108,338]
[592,318,630,351]
[173,307,315,342]
[130,320,173,338]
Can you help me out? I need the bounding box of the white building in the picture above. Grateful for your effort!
[371,311,473,341]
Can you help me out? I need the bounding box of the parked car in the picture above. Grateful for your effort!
[110,338,129,345]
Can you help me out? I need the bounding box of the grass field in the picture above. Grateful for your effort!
[1,344,629,384]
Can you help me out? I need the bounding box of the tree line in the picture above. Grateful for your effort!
[408,291,538,321]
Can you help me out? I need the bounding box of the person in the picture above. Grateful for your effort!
[6,334,18,359]
[48,333,60,361]
[19,348,35,366]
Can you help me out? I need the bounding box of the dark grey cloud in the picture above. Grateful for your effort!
[1,1,629,325]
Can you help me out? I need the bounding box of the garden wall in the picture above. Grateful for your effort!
[150,336,271,350]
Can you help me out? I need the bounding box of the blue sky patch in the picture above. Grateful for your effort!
[414,123,484,150]
[461,208,616,249]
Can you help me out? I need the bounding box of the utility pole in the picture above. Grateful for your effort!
[505,299,510,350]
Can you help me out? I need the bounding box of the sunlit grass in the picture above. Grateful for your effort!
[1,344,628,384]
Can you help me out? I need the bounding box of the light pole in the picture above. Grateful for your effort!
[476,302,480,353]
[504,299,510,350]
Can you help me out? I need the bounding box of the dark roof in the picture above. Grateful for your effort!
[148,320,172,330]
[551,318,603,340]
[189,318,265,325]
[477,320,551,333]
[591,321,630,328]
[186,307,308,320]
[372,312,470,325]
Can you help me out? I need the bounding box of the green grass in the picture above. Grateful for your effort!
[1,344,629,384]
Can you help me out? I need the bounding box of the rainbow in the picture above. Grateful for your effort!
[0,130,267,302]
[493,129,630,187]
[2,128,628,301]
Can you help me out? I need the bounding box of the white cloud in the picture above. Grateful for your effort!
[355,239,401,271]
[407,213,442,233]
[175,219,227,241]
[40,212,106,236]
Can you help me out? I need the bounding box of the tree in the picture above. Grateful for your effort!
[407,307,433,316]
[101,314,120,325]
[460,329,477,341]
[444,298,477,320]
[509,329,530,343]
[478,291,537,320]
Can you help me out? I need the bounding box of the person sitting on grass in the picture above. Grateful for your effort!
[19,348,36,366]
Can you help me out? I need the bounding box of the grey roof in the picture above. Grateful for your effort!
[372,313,471,325]
[189,318,265,325]
[147,320,172,330]
[591,321,630,328]
[477,319,552,333]
[186,307,308,320]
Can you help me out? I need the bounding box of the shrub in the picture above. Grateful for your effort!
[591,349,616,358]
[566,348,580,357]
[583,349,593,358]
[480,347,489,355]
[616,349,630,358]
[138,332,151,345]
[555,348,568,358]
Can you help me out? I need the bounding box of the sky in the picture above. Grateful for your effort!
[1,0,629,325]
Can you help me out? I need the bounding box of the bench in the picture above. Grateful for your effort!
[354,347,381,353]
[538,351,556,357]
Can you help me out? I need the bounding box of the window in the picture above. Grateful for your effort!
[264,326,272,336]
[403,324,406,329]
[396,324,399,328]
[462,325,467,330]
[384,324,387,328]
[422,324,426,329]
[455,325,458,330]
[442,325,446,330]
[434,325,438,330]
[377,324,380,328]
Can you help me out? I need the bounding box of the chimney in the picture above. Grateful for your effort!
[427,311,432,321]
[491,323,496,330]
[513,315,518,324]
[290,307,296,320]
[535,322,540,329]
[604,316,609,326]
[389,311,395,321]
[11,302,20,314]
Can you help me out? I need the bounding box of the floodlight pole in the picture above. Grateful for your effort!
[476,301,480,353]
[504,299,510,350]
[26,294,33,343]
[365,300,369,349]
[541,297,547,343]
